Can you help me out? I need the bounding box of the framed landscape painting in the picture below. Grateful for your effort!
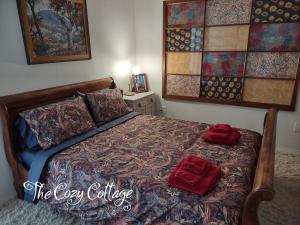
[17,0,91,64]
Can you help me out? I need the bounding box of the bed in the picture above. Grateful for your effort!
[0,77,277,225]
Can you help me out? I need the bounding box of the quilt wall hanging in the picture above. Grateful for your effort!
[17,0,91,64]
[162,0,300,111]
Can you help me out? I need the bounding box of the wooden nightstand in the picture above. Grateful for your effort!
[123,91,156,115]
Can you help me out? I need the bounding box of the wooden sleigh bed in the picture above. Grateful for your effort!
[0,77,277,225]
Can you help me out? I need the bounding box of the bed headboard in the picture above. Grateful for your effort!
[0,77,116,198]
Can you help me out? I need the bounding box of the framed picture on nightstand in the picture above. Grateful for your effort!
[132,74,149,93]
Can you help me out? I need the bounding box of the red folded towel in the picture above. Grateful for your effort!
[174,169,202,186]
[168,156,221,195]
[182,161,211,176]
[204,124,241,145]
[184,155,210,171]
[206,132,230,140]
[209,124,233,133]
[203,131,241,145]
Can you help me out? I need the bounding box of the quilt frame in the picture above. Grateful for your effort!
[162,0,300,111]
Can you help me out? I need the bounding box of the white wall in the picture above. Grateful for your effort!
[0,0,136,204]
[134,0,300,153]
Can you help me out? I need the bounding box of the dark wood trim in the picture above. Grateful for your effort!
[206,21,300,28]
[84,0,92,61]
[199,0,207,98]
[166,50,202,54]
[201,74,244,78]
[165,0,201,5]
[241,0,253,100]
[167,25,203,29]
[0,105,28,199]
[203,51,248,53]
[244,76,297,81]
[290,57,300,111]
[167,73,201,76]
[164,94,293,111]
[204,50,300,53]
[250,20,300,26]
[0,77,116,198]
[162,1,168,98]
[241,0,254,104]
[169,21,300,30]
[242,108,278,225]
[16,0,92,64]
[206,23,250,28]
[247,50,300,53]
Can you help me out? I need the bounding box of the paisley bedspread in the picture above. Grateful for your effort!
[44,115,261,224]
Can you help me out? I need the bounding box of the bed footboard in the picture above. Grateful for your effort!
[242,108,278,225]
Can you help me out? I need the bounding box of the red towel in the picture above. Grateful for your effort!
[182,161,211,176]
[208,124,233,133]
[168,156,221,195]
[204,124,241,145]
[206,132,230,140]
[203,131,241,145]
[174,169,203,186]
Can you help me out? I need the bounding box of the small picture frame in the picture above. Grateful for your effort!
[132,74,149,93]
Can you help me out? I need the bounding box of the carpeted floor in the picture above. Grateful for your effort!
[258,153,300,225]
[0,153,299,225]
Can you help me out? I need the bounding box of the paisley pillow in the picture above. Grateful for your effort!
[19,97,95,149]
[87,88,132,124]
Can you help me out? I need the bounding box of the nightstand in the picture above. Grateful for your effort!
[123,91,156,115]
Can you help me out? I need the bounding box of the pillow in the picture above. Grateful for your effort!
[15,95,78,151]
[76,91,95,121]
[15,117,40,150]
[86,88,132,124]
[19,97,96,150]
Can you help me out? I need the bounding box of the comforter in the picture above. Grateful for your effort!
[43,115,261,224]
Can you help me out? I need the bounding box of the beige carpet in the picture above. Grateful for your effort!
[258,153,300,225]
[0,153,299,225]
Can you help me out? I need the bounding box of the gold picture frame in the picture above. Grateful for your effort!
[17,0,91,64]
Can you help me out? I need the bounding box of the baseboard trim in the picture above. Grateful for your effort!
[0,190,16,205]
[277,147,300,154]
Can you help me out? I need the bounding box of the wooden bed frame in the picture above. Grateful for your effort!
[0,77,277,225]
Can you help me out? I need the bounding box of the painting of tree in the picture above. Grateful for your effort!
[17,0,91,64]
[49,0,85,51]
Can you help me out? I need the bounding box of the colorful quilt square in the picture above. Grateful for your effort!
[203,52,246,77]
[206,0,252,25]
[201,76,243,100]
[246,52,300,79]
[167,53,202,75]
[167,28,203,52]
[167,75,200,97]
[249,23,300,51]
[251,0,300,23]
[167,1,205,27]
[204,25,249,51]
[243,79,295,105]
